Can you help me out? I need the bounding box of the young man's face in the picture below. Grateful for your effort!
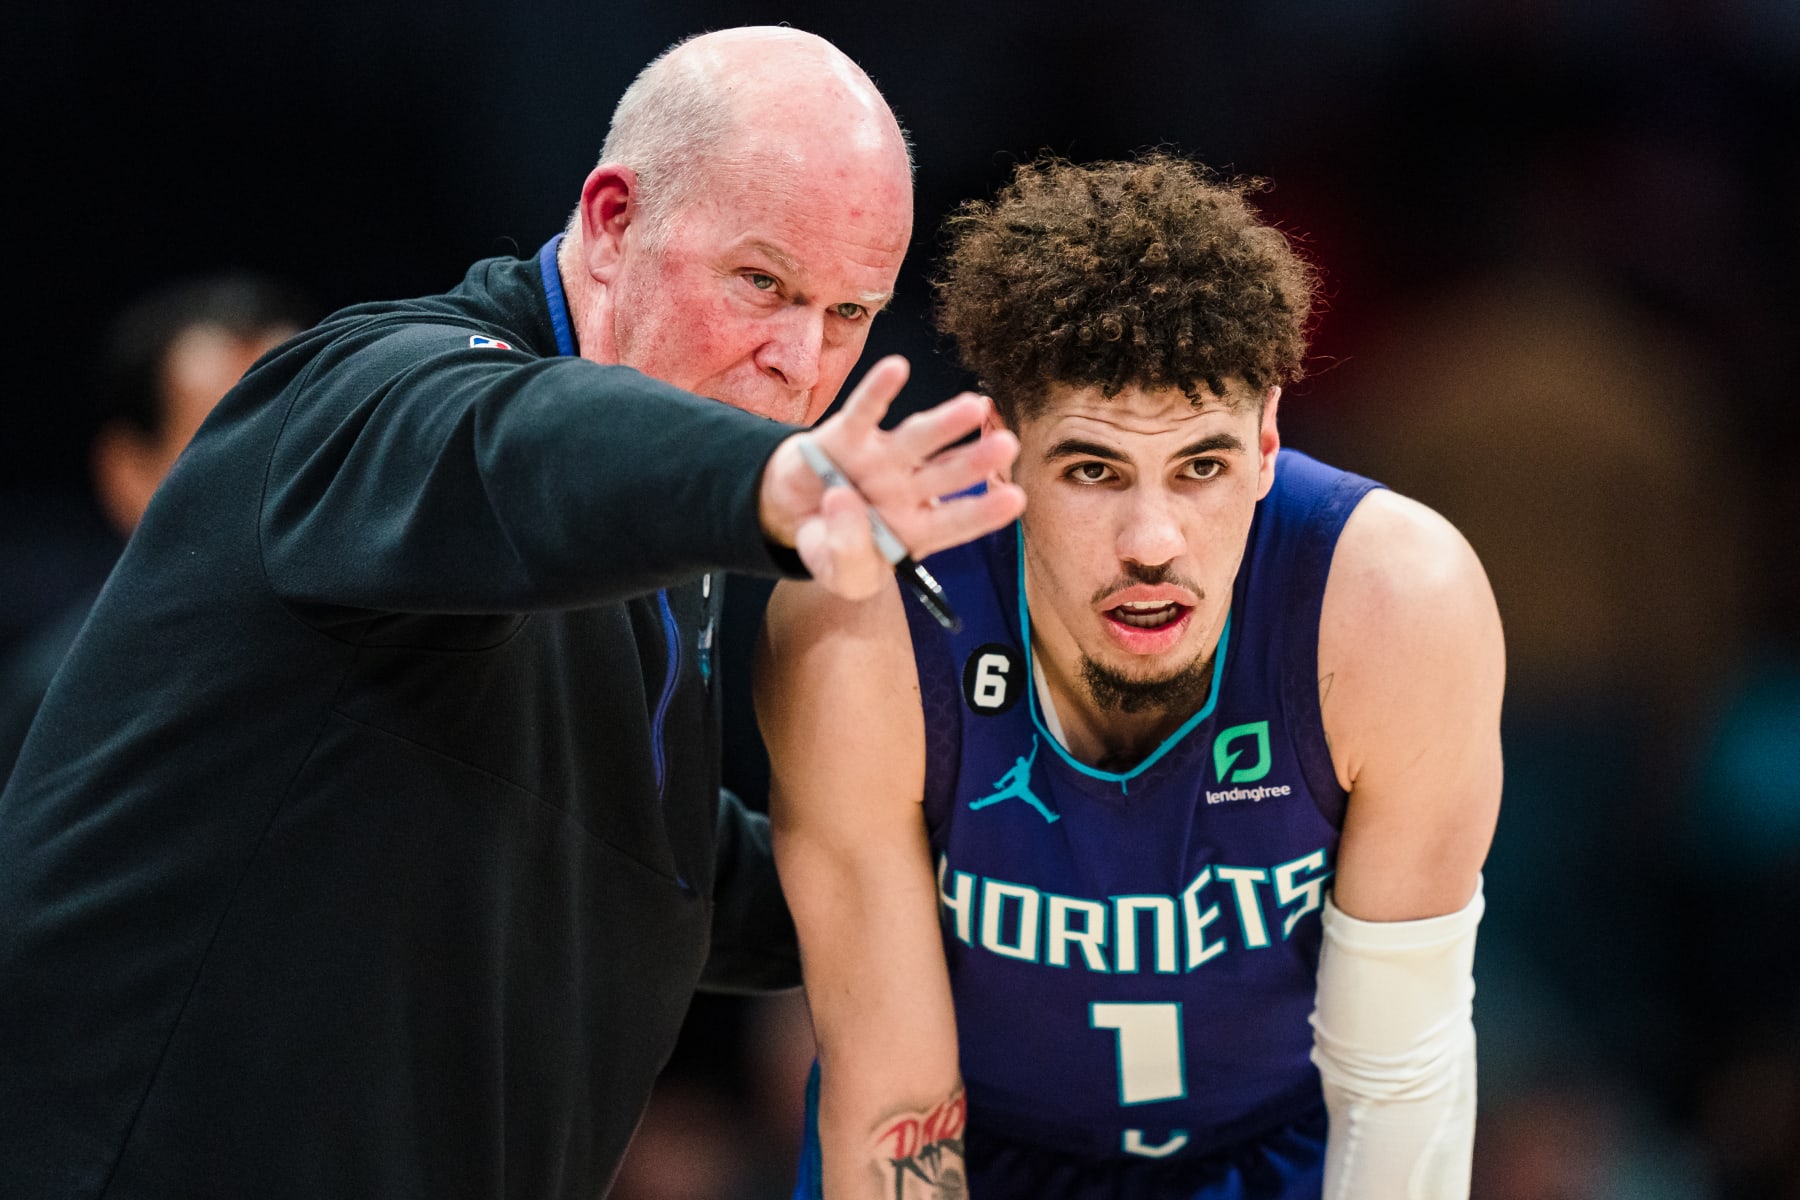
[1009,381,1279,720]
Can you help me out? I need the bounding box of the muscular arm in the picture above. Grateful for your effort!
[1321,490,1502,918]
[1313,489,1504,1198]
[756,579,966,1200]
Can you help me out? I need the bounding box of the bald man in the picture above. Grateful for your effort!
[0,28,1022,1200]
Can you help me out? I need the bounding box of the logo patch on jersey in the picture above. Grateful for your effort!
[961,643,1024,715]
[1212,720,1272,783]
[468,335,513,350]
[969,735,1057,823]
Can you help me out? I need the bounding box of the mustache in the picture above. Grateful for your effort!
[1089,563,1204,607]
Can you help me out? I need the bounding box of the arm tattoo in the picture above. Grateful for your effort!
[873,1091,967,1200]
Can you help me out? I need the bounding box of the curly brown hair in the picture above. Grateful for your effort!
[934,154,1318,425]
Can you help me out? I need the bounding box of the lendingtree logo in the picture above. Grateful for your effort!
[1212,721,1271,783]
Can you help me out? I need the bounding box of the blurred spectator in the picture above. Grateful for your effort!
[0,274,309,784]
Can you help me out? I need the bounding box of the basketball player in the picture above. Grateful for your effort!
[757,156,1504,1199]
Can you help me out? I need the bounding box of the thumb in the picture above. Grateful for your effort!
[794,487,885,599]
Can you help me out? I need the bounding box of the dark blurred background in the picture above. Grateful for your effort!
[5,2,1798,1197]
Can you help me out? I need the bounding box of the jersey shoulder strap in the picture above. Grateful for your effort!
[902,525,1022,822]
[1225,449,1385,826]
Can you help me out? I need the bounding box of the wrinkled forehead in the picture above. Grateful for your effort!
[670,138,913,266]
[1005,378,1263,435]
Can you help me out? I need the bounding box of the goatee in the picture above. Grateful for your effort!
[1078,652,1215,717]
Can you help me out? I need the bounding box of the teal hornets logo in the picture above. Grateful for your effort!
[970,736,1059,823]
[1212,721,1271,783]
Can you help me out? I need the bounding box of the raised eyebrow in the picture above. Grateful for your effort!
[743,240,801,278]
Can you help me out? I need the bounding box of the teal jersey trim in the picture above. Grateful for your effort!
[1014,522,1230,792]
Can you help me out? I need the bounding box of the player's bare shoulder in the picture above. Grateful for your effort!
[1317,488,1505,787]
[1322,489,1499,647]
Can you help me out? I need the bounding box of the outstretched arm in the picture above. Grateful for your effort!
[1314,489,1505,1199]
[757,577,966,1200]
[261,333,1020,615]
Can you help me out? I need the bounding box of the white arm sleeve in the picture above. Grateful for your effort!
[1310,878,1484,1200]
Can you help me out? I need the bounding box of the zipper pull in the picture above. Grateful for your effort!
[698,573,716,687]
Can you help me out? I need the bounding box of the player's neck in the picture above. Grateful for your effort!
[1030,640,1204,774]
[556,232,618,365]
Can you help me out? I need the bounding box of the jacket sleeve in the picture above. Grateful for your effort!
[698,788,801,993]
[256,318,801,613]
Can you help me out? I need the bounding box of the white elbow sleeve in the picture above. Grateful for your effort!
[1310,878,1483,1200]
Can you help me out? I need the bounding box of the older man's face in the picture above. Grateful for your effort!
[604,151,911,426]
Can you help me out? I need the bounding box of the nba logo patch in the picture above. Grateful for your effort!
[469,335,513,350]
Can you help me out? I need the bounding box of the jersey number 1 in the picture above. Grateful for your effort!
[1091,1002,1191,1158]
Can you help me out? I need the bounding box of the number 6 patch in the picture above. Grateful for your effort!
[962,643,1024,715]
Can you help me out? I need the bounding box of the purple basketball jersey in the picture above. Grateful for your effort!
[902,449,1383,1169]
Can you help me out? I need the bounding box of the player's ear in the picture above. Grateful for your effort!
[983,400,1016,486]
[577,164,641,282]
[1256,386,1281,500]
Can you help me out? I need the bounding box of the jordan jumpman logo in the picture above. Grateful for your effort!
[970,736,1058,823]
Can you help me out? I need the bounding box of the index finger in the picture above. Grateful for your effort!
[828,354,911,435]
[887,392,995,463]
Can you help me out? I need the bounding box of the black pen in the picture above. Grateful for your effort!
[795,438,962,633]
